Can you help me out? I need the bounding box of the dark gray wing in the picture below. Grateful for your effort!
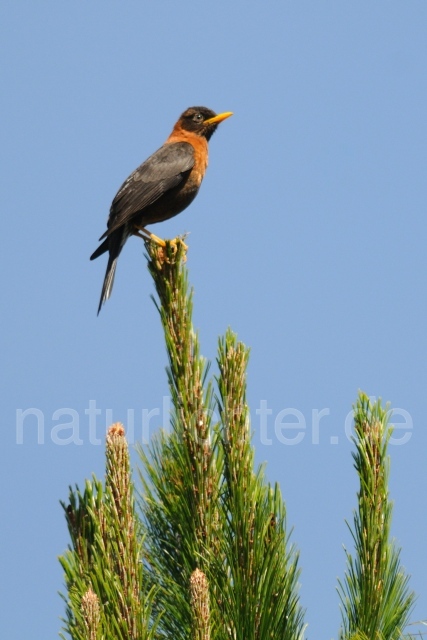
[100,141,195,239]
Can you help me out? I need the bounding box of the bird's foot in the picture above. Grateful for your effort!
[170,236,188,253]
[133,227,166,247]
[153,236,188,266]
[134,227,188,264]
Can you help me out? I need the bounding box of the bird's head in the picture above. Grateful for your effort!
[175,106,233,141]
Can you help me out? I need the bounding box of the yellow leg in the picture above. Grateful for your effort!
[133,227,166,247]
[133,226,188,254]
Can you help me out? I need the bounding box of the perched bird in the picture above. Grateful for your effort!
[90,106,233,314]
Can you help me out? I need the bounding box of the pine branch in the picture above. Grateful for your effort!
[216,329,304,640]
[139,238,223,639]
[59,424,154,640]
[337,392,415,640]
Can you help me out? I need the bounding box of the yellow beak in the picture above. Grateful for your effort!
[204,111,233,125]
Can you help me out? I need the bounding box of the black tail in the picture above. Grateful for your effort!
[90,237,109,261]
[92,230,126,315]
[97,252,119,314]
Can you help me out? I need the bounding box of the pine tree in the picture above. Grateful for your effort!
[59,239,417,639]
[337,394,415,640]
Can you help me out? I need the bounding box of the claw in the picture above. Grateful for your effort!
[154,236,188,266]
[168,237,188,253]
[133,226,166,247]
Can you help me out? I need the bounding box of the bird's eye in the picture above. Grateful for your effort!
[193,113,204,123]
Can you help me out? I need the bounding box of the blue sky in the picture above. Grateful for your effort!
[2,2,426,638]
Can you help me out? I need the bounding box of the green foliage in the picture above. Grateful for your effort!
[59,239,418,640]
[59,425,156,640]
[215,331,303,640]
[138,239,304,640]
[337,393,415,640]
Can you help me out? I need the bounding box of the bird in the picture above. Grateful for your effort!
[90,106,233,314]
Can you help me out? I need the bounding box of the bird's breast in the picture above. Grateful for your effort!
[167,131,209,182]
